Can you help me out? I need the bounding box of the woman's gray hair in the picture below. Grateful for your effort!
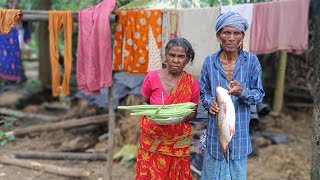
[164,38,195,62]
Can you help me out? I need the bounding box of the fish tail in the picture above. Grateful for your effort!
[223,146,229,163]
[224,148,232,180]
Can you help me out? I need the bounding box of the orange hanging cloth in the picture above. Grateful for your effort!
[113,9,162,73]
[0,9,22,35]
[48,11,73,96]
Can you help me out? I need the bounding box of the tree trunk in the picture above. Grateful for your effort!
[38,0,52,87]
[311,0,320,179]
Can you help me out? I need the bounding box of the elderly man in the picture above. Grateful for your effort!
[199,12,265,179]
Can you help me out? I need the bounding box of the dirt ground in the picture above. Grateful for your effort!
[247,110,312,180]
[0,95,313,180]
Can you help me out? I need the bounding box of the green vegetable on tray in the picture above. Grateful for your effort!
[117,102,196,119]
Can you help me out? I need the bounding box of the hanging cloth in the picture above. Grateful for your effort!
[48,11,73,96]
[177,7,221,77]
[250,0,309,54]
[22,21,32,43]
[0,9,22,35]
[161,9,178,63]
[77,0,116,94]
[147,25,162,71]
[113,9,162,73]
[0,27,24,82]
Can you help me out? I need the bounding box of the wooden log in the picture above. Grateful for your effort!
[0,155,90,177]
[6,114,108,137]
[286,103,314,108]
[13,151,107,161]
[21,10,118,22]
[0,108,59,121]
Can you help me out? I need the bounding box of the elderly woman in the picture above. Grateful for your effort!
[135,38,200,180]
[199,12,265,179]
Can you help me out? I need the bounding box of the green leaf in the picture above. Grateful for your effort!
[0,139,8,146]
[0,131,5,138]
[6,134,15,141]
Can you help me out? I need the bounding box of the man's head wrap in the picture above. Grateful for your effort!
[215,12,249,33]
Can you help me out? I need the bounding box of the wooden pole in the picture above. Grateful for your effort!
[105,13,117,179]
[106,82,115,180]
[0,108,59,121]
[272,50,288,115]
[13,151,107,161]
[21,10,118,23]
[6,114,108,137]
[0,155,91,177]
[37,0,52,88]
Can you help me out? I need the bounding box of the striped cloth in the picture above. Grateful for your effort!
[201,150,248,180]
[215,11,248,33]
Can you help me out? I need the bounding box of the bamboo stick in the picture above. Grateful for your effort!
[272,51,288,115]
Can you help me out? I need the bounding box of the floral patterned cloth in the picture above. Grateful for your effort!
[0,27,24,82]
[113,9,162,73]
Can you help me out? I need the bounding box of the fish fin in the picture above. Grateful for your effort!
[229,125,235,136]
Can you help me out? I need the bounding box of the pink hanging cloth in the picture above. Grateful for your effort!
[77,0,116,94]
[250,0,309,55]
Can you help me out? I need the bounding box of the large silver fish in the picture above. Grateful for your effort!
[216,86,236,162]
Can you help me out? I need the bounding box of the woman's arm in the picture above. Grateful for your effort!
[140,72,151,105]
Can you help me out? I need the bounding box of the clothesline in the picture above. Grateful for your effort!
[21,10,118,22]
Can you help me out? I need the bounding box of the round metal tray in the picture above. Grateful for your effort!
[148,116,185,125]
